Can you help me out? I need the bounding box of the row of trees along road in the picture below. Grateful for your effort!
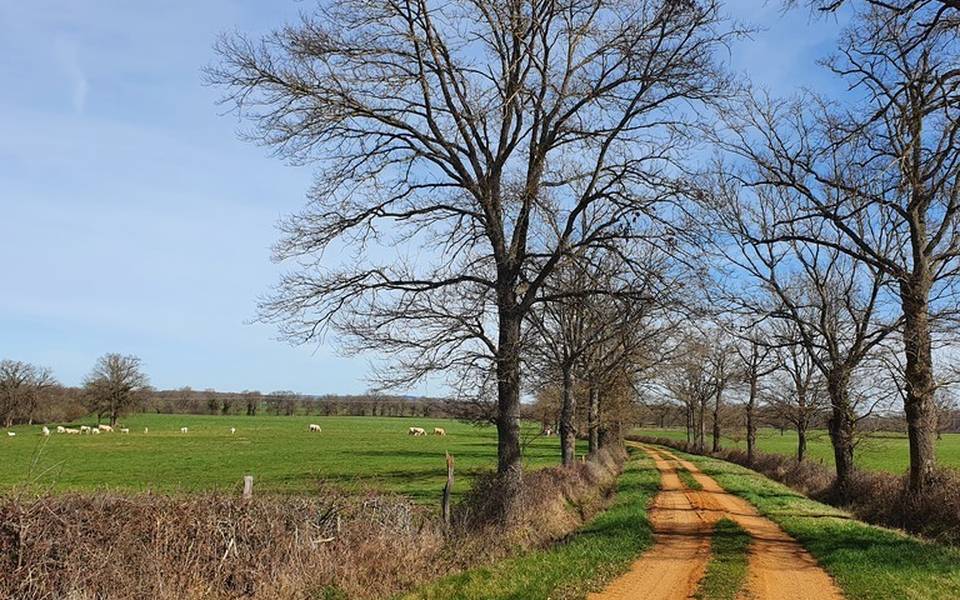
[0,354,148,428]
[700,0,960,495]
[209,0,960,506]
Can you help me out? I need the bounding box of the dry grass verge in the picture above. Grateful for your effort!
[0,447,626,599]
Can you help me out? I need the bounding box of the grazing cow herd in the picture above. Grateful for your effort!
[5,422,453,440]
[408,426,445,437]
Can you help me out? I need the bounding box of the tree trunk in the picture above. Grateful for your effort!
[559,365,576,466]
[746,376,758,464]
[712,387,722,453]
[797,423,807,463]
[495,309,523,480]
[901,278,937,494]
[587,385,600,454]
[686,404,694,444]
[697,398,707,453]
[826,372,856,497]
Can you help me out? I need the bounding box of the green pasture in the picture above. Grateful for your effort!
[633,427,960,473]
[0,414,581,502]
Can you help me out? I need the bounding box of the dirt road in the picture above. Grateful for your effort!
[589,445,843,600]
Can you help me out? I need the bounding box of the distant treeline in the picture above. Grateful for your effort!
[143,388,457,419]
[633,402,960,437]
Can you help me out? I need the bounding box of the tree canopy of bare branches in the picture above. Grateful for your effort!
[0,360,57,428]
[708,1,960,492]
[83,354,150,427]
[208,0,737,486]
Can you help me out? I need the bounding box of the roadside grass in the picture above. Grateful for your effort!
[676,466,703,491]
[694,519,750,600]
[402,449,660,600]
[632,427,960,474]
[671,448,960,600]
[0,414,584,502]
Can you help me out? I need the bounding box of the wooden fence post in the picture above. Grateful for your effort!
[442,452,454,526]
[243,475,254,499]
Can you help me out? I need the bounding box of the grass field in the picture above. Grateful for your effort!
[0,414,583,502]
[633,427,960,473]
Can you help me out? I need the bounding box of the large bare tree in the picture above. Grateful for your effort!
[83,354,150,427]
[209,0,735,485]
[0,360,55,428]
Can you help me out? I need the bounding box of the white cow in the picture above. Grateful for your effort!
[6,431,15,437]
[120,428,130,434]
[90,428,101,435]
[41,426,50,436]
[309,424,322,432]
[64,428,81,434]
[144,427,149,434]
[433,427,446,436]
[408,427,426,437]
[230,427,236,435]
[56,426,66,434]
[180,427,189,434]
[79,425,91,433]
[98,424,113,432]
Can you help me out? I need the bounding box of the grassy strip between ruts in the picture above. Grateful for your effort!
[401,449,660,600]
[693,518,750,600]
[669,448,960,600]
[676,466,703,491]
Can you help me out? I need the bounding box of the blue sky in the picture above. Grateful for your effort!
[0,1,846,393]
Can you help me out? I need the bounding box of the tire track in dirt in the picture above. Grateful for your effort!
[654,447,843,600]
[587,447,713,600]
[589,445,844,600]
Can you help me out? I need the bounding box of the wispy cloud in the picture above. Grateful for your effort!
[55,38,88,113]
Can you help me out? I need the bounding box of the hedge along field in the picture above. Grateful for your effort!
[0,414,582,502]
[633,427,960,473]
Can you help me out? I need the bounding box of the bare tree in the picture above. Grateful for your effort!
[242,390,261,416]
[0,360,56,428]
[704,329,737,452]
[208,0,736,489]
[735,331,779,463]
[83,354,150,426]
[528,240,679,461]
[769,339,827,462]
[204,389,220,415]
[789,0,959,51]
[526,255,605,465]
[934,388,958,439]
[21,366,55,426]
[666,335,717,452]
